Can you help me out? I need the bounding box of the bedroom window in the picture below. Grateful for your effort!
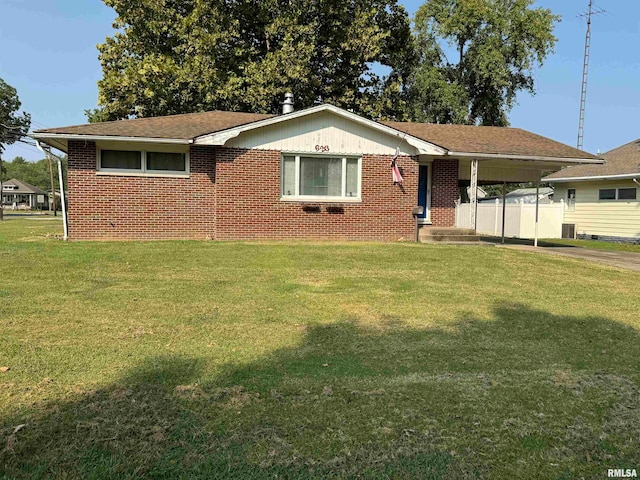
[100,150,142,171]
[98,149,189,176]
[281,155,361,201]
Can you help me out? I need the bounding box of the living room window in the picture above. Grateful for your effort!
[281,155,361,201]
[98,149,188,176]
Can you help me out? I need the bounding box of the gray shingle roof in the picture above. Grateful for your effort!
[35,107,598,161]
[2,179,47,194]
[545,139,640,180]
[35,111,274,140]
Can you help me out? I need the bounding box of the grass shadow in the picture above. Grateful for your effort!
[1,304,639,479]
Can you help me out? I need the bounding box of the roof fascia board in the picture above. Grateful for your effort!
[449,151,603,164]
[33,137,68,153]
[32,133,192,145]
[194,104,447,155]
[546,172,640,183]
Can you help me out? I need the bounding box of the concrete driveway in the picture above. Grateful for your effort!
[498,244,640,272]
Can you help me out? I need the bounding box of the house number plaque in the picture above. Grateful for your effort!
[315,145,330,152]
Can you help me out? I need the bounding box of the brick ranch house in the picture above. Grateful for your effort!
[32,103,601,241]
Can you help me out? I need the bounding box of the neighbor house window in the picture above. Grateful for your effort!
[98,149,188,175]
[281,155,361,200]
[598,187,637,201]
[598,189,616,200]
[567,188,576,212]
[618,187,637,200]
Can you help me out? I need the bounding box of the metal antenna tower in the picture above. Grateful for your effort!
[577,0,606,150]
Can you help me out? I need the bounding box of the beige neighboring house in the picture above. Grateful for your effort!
[545,139,640,243]
[1,179,49,210]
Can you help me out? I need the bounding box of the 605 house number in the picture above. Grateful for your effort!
[315,145,330,152]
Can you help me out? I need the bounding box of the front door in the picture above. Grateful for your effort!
[417,164,430,223]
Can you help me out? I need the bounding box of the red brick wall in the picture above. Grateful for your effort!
[215,148,418,241]
[66,141,216,240]
[430,158,459,227]
[66,142,460,240]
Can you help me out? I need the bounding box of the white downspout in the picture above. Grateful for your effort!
[633,178,640,187]
[534,181,540,247]
[36,141,68,241]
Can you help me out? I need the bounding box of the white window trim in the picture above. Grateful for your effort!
[97,149,190,177]
[281,154,362,202]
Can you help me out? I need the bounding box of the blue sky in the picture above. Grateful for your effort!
[1,0,638,161]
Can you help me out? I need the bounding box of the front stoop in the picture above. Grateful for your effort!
[418,227,482,244]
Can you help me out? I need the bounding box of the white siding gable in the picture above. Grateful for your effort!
[220,110,420,156]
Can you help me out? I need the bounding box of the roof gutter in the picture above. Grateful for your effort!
[547,172,640,183]
[448,151,603,164]
[32,132,193,147]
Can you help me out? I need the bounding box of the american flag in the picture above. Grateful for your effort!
[391,146,403,184]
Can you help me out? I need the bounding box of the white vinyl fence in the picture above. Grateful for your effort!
[455,199,565,239]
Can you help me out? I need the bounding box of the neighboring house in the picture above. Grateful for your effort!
[32,102,601,241]
[478,187,554,204]
[545,139,640,243]
[1,179,49,210]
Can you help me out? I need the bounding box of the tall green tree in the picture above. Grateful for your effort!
[0,78,31,156]
[406,0,559,126]
[90,0,414,122]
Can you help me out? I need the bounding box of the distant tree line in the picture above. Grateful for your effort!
[1,156,67,193]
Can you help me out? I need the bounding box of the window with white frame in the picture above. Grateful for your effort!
[598,187,637,201]
[281,155,361,200]
[98,149,188,175]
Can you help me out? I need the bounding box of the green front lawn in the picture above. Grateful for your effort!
[1,219,639,479]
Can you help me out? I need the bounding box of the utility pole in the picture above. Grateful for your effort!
[577,0,606,150]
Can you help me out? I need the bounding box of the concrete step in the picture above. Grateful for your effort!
[418,227,481,244]
[419,227,476,237]
[420,235,481,243]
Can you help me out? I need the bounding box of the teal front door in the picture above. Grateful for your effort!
[417,164,430,223]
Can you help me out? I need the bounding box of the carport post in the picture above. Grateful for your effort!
[501,181,506,244]
[534,181,540,247]
[470,159,478,231]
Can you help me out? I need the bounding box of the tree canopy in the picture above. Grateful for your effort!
[406,0,559,126]
[91,0,414,122]
[91,0,559,127]
[0,77,31,153]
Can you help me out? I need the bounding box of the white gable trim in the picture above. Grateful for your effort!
[194,104,447,156]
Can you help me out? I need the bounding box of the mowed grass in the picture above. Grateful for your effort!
[540,238,640,253]
[1,219,639,479]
